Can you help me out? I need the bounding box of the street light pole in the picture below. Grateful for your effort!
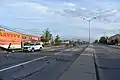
[79,9,118,44]
[88,20,91,44]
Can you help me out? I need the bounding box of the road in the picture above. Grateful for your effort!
[91,44,120,80]
[0,44,88,80]
[2,44,119,80]
[1,44,120,80]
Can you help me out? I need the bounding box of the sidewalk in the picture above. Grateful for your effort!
[58,48,96,80]
[108,45,120,49]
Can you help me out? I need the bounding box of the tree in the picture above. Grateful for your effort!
[54,35,61,45]
[93,40,98,44]
[99,36,107,44]
[41,36,45,42]
[42,28,52,43]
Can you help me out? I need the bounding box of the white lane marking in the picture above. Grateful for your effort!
[89,45,93,47]
[63,47,74,51]
[0,56,47,72]
[72,48,80,51]
[54,51,73,56]
[85,48,95,53]
[54,49,64,55]
[54,47,73,55]
[81,53,93,56]
[54,52,62,55]
[54,47,76,56]
[54,48,71,55]
[48,48,59,51]
[45,47,63,51]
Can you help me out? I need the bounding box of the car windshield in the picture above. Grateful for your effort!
[0,0,120,80]
[24,43,34,46]
[35,43,40,45]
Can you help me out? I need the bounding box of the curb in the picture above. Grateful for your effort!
[108,45,120,49]
[93,52,100,80]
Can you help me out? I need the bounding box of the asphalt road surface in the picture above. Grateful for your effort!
[91,45,120,80]
[0,44,87,80]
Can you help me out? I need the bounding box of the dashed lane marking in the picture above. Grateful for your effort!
[0,56,47,72]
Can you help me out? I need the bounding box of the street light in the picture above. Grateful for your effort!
[60,8,119,44]
[80,9,118,44]
[88,20,91,44]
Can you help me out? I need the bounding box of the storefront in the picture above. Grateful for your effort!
[0,29,41,49]
[22,34,41,46]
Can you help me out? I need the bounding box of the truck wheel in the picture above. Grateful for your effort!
[39,47,42,51]
[31,48,35,52]
[12,50,14,53]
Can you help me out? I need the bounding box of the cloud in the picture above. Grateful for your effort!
[59,4,120,23]
[0,2,57,22]
[24,3,49,13]
[9,2,50,13]
[64,2,75,7]
[1,0,120,39]
[81,7,87,10]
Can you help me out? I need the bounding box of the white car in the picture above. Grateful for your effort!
[23,43,43,52]
[118,43,120,46]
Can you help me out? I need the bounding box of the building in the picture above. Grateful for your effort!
[0,30,22,48]
[0,29,41,49]
[107,34,120,44]
[22,34,41,46]
[22,34,41,43]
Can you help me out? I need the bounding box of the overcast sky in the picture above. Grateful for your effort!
[0,0,120,40]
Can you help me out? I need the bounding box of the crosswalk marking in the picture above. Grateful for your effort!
[72,48,81,51]
[63,48,74,51]
[54,47,81,56]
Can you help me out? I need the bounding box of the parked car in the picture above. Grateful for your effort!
[23,42,43,52]
[118,43,120,46]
